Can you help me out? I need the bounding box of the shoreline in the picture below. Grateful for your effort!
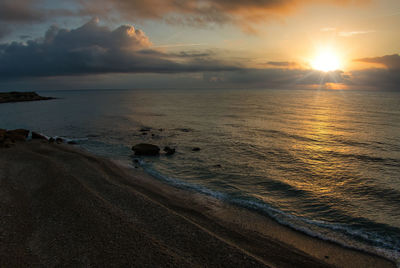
[0,140,395,267]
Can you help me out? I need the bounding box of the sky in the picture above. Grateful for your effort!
[0,0,399,90]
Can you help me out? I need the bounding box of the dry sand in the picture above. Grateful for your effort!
[0,141,395,267]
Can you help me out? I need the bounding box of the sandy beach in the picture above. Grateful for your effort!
[0,140,395,267]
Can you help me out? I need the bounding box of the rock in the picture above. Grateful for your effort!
[158,128,163,132]
[132,143,160,156]
[5,129,29,142]
[0,91,55,103]
[139,127,151,132]
[67,140,77,145]
[142,132,147,135]
[192,147,201,152]
[56,137,64,144]
[49,137,55,143]
[0,129,29,148]
[31,131,48,140]
[177,128,191,132]
[213,164,222,168]
[163,146,176,156]
[0,129,7,142]
[7,129,29,138]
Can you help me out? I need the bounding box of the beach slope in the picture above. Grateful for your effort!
[0,141,394,267]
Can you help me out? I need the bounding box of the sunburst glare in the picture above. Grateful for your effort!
[311,48,341,72]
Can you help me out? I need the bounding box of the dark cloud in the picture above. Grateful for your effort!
[0,0,80,39]
[0,27,11,40]
[266,61,302,68]
[351,54,400,90]
[0,0,44,23]
[0,19,239,79]
[348,68,400,90]
[355,54,400,69]
[19,35,32,40]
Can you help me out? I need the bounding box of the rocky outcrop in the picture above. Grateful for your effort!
[0,92,55,103]
[132,143,160,156]
[0,129,30,148]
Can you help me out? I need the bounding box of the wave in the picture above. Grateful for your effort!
[139,162,400,266]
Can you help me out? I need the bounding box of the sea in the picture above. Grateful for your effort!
[1,88,399,264]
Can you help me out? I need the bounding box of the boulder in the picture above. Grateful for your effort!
[0,129,29,148]
[163,146,176,156]
[67,140,77,145]
[132,143,160,156]
[0,129,6,142]
[5,129,29,142]
[7,129,29,138]
[192,147,201,152]
[56,137,64,144]
[31,131,48,140]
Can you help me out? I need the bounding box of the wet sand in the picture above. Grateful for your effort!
[0,141,395,267]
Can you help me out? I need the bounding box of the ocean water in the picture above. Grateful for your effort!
[1,88,400,263]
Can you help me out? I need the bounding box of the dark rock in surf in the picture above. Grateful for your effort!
[163,146,176,156]
[177,128,191,132]
[192,147,201,152]
[132,143,160,156]
[67,140,77,145]
[31,131,47,140]
[139,127,151,132]
[56,137,64,144]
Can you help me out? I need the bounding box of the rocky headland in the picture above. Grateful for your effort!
[0,91,55,103]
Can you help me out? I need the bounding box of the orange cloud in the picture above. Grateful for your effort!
[80,0,371,32]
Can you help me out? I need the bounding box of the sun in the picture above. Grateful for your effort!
[311,48,341,72]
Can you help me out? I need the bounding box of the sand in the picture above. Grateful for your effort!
[0,141,395,267]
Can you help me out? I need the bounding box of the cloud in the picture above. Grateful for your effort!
[355,54,400,69]
[348,68,400,90]
[0,19,239,79]
[0,0,371,37]
[338,30,374,37]
[0,0,44,23]
[350,54,400,90]
[0,0,78,23]
[0,27,11,40]
[266,61,301,68]
[0,0,81,39]
[321,27,337,32]
[78,0,370,32]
